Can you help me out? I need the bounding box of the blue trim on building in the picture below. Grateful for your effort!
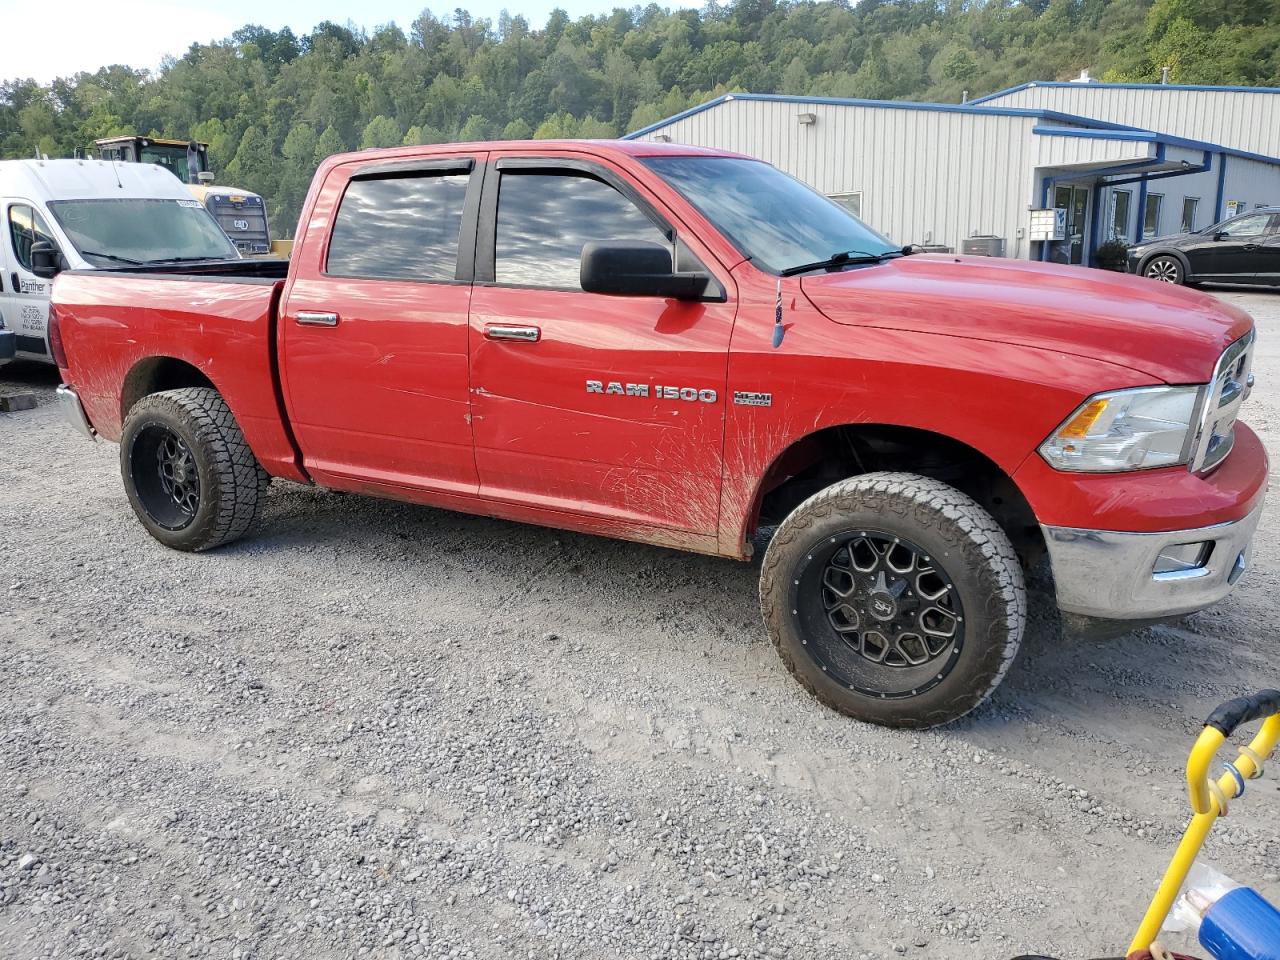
[1137,176,1149,243]
[971,80,1280,106]
[1215,153,1229,222]
[1031,124,1280,165]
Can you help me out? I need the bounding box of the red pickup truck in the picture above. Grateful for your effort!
[48,140,1266,728]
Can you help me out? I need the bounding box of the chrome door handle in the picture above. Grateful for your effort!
[484,324,540,342]
[296,311,339,327]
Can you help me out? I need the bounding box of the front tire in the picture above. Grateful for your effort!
[759,472,1025,728]
[120,387,268,551]
[1143,255,1184,284]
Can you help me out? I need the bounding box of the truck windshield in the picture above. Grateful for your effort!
[48,198,238,266]
[641,156,898,275]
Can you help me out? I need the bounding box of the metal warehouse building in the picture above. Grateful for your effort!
[624,86,1280,266]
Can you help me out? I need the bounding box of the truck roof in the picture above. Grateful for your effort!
[322,138,751,170]
[0,158,196,202]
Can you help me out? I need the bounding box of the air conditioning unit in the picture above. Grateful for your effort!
[961,236,1006,257]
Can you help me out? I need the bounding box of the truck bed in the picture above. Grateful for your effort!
[53,268,304,481]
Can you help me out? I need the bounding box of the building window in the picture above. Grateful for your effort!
[1143,193,1163,238]
[829,192,863,218]
[1180,198,1199,233]
[1111,190,1132,240]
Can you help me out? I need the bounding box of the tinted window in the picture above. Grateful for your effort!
[495,172,669,289]
[328,173,469,281]
[1218,213,1271,237]
[8,204,57,271]
[643,156,896,275]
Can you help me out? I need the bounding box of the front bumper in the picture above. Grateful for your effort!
[1042,500,1264,620]
[56,384,96,441]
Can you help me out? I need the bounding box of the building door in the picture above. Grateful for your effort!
[1053,185,1090,264]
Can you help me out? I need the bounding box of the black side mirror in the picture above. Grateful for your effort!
[29,241,61,279]
[1213,231,1229,241]
[580,240,713,300]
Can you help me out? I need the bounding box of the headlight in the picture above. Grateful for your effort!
[1039,385,1202,472]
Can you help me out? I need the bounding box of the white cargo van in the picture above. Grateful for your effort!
[0,158,239,364]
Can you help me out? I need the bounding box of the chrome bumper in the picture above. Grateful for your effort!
[1042,502,1263,620]
[56,384,96,441]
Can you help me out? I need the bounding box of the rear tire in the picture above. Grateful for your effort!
[120,387,268,551]
[1143,255,1184,284]
[759,472,1025,728]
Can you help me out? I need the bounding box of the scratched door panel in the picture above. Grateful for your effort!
[468,288,734,533]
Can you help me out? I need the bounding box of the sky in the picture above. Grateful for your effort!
[0,0,698,84]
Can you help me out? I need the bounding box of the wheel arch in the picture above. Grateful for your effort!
[741,423,1044,566]
[1139,247,1192,280]
[120,356,219,423]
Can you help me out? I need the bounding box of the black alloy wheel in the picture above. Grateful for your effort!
[793,530,964,700]
[129,423,202,530]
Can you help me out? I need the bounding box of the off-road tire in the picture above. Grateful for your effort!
[120,387,268,552]
[760,472,1025,728]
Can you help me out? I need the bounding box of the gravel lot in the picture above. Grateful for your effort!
[1,287,1278,960]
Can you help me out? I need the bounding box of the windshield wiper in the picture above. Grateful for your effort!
[779,249,900,277]
[146,255,231,264]
[78,250,144,265]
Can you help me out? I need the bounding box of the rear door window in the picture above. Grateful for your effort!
[327,172,470,281]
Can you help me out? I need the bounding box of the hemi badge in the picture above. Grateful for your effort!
[733,391,772,407]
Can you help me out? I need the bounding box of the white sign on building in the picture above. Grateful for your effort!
[1028,208,1067,242]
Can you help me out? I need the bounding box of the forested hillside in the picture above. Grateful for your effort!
[2,0,1275,236]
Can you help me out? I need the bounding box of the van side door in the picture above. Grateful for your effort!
[2,201,59,362]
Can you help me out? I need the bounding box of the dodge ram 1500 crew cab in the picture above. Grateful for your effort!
[49,140,1267,728]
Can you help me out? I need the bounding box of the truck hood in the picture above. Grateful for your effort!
[800,254,1253,383]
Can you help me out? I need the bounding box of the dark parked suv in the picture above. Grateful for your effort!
[1127,207,1280,286]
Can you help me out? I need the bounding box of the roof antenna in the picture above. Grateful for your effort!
[110,157,123,190]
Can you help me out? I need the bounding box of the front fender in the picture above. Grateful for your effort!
[717,315,1163,555]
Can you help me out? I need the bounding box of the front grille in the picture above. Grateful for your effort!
[208,195,270,254]
[1191,330,1255,473]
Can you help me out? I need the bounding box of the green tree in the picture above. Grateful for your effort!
[314,125,346,166]
[359,114,402,148]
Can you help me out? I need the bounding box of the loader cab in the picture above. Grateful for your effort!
[95,137,210,186]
